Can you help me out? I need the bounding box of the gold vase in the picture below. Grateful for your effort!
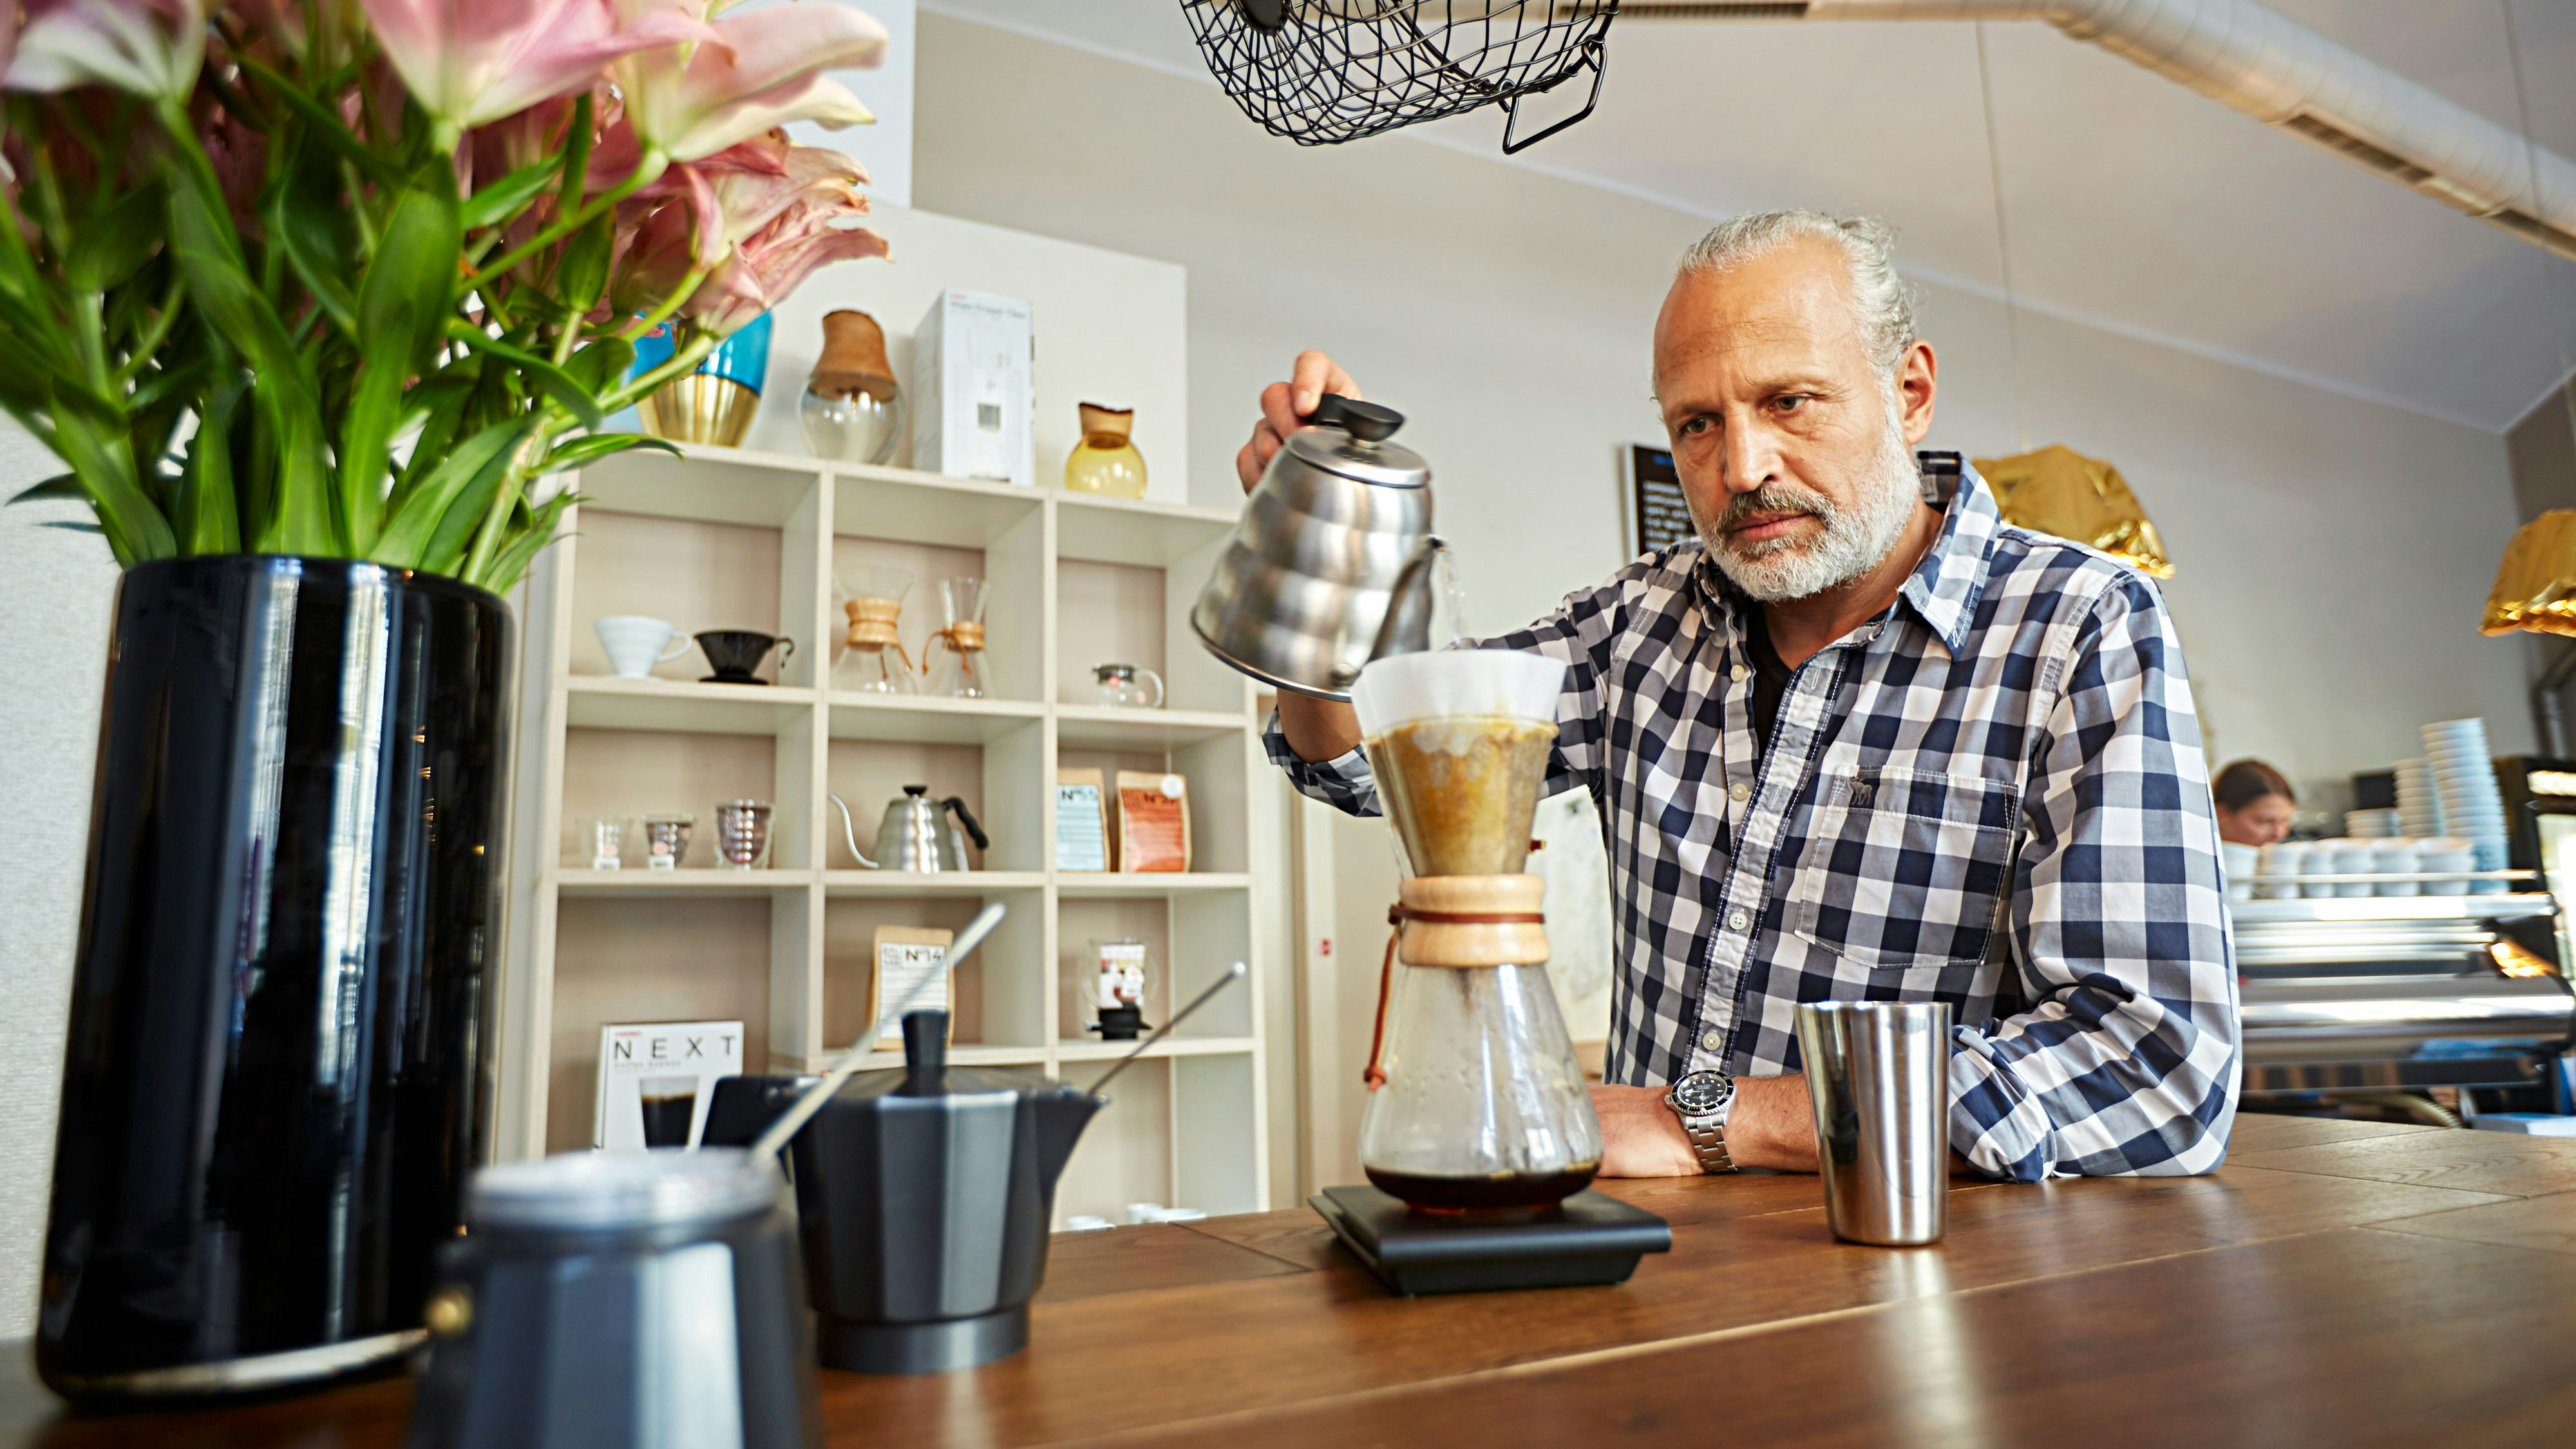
[639,374,761,449]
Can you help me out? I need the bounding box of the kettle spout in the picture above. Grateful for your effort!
[1365,535,1452,663]
[1031,1086,1106,1198]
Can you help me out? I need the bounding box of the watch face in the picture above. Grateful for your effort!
[1669,1070,1732,1114]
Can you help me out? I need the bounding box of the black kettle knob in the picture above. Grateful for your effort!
[903,783,929,797]
[1311,393,1403,444]
[902,1011,949,1081]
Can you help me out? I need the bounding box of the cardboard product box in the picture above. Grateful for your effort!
[1057,766,1112,871]
[1117,770,1191,873]
[594,1020,744,1152]
[910,289,1035,488]
[866,925,956,1047]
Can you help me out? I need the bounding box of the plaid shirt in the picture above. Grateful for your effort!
[1270,467,2240,1181]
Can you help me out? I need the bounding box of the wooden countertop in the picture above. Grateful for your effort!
[10,1111,2576,1446]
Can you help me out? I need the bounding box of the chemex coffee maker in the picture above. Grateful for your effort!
[1311,649,1669,1293]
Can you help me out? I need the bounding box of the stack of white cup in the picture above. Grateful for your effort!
[2421,719,2509,895]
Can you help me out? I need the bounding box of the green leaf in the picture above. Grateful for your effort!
[236,58,403,190]
[461,155,561,234]
[444,319,605,430]
[66,180,167,293]
[178,381,242,554]
[372,416,532,571]
[540,431,677,474]
[45,388,170,565]
[555,212,614,315]
[562,335,634,397]
[7,474,80,506]
[165,146,334,554]
[477,488,579,596]
[270,175,360,336]
[336,186,462,554]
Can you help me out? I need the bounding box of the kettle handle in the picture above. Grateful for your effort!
[827,792,880,869]
[1309,393,1404,443]
[942,795,990,853]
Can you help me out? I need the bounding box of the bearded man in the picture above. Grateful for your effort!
[1249,209,2239,1182]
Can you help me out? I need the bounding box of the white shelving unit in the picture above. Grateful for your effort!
[497,442,1269,1225]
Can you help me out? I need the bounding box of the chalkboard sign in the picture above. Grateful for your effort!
[1627,444,1691,558]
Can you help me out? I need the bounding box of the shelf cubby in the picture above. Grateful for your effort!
[499,444,1270,1220]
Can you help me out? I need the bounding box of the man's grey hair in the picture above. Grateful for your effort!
[1675,210,1918,383]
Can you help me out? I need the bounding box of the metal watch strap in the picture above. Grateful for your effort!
[1681,1115,1735,1175]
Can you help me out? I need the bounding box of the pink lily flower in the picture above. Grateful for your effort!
[616,1,886,163]
[684,187,886,335]
[5,0,207,102]
[357,0,711,133]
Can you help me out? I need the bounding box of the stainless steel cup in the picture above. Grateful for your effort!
[715,800,773,869]
[1795,1001,1953,1246]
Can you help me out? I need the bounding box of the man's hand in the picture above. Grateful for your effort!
[1590,1075,1821,1177]
[1236,350,1360,493]
[1589,1085,1699,1177]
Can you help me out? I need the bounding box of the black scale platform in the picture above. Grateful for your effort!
[1310,1186,1671,1296]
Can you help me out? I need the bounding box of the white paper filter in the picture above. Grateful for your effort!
[1350,649,1565,737]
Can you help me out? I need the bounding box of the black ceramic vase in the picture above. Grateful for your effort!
[37,555,513,1403]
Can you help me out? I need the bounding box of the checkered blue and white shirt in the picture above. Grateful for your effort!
[1269,466,2240,1181]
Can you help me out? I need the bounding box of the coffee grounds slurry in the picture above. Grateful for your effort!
[1365,717,1557,876]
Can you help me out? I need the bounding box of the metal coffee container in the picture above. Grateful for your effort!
[405,1149,820,1449]
[1189,394,1432,700]
[1795,1001,1954,1247]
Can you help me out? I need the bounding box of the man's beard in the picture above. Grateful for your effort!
[1695,393,1922,604]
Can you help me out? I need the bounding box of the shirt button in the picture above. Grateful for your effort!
[1728,781,1750,803]
[1728,908,1750,932]
[1730,664,1751,683]
[1700,1029,1724,1051]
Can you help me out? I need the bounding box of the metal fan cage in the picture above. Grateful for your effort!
[1178,1,1618,152]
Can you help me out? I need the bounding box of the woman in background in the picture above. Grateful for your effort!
[2214,759,2297,846]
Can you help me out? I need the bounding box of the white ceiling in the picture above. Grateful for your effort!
[925,0,2576,433]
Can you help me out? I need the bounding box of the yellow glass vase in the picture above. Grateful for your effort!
[1063,402,1147,499]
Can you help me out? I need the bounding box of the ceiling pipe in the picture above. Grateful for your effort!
[1612,0,2576,263]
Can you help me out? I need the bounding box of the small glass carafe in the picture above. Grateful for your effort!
[1063,402,1146,498]
[834,565,916,694]
[927,577,990,699]
[1091,662,1164,710]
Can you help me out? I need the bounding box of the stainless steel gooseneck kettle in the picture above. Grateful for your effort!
[1189,393,1446,701]
[830,785,989,872]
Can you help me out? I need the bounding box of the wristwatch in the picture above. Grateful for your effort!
[1664,1068,1738,1174]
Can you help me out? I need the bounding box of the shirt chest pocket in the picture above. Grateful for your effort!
[1788,768,2021,974]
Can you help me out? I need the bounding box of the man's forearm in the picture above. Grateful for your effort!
[1278,693,1363,762]
[1725,1074,1818,1171]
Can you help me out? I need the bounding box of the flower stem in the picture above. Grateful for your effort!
[600,331,718,413]
[471,148,667,287]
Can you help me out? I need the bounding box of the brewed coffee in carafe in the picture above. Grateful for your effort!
[1351,650,1601,1210]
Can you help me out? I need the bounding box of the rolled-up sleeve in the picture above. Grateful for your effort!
[1948,575,2240,1180]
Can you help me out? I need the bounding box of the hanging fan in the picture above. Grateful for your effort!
[1177,1,1618,153]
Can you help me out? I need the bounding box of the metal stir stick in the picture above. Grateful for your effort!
[750,901,1008,1160]
[1088,961,1248,1096]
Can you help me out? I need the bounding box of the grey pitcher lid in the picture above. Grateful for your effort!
[1282,395,1430,489]
[469,1147,781,1232]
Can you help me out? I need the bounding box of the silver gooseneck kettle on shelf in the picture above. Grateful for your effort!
[829,785,989,872]
[1189,393,1448,699]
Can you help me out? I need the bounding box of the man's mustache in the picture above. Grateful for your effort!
[1715,485,1837,535]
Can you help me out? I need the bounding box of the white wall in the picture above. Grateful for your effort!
[911,14,2534,808]
[0,425,118,1333]
[911,13,2539,1172]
